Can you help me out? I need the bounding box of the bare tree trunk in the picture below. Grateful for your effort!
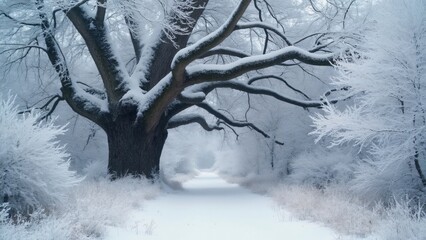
[105,116,168,178]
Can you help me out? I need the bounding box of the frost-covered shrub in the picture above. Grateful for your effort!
[270,184,378,236]
[0,176,160,240]
[0,96,78,214]
[376,199,426,240]
[311,0,426,200]
[288,149,355,188]
[350,158,425,204]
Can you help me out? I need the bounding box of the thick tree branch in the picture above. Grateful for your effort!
[36,0,110,128]
[167,113,223,131]
[66,4,131,104]
[137,0,249,132]
[199,47,249,59]
[124,16,143,64]
[95,0,107,26]
[186,46,335,85]
[135,0,209,90]
[197,102,284,145]
[171,0,251,81]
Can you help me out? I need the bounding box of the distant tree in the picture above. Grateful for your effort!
[311,0,426,198]
[0,0,358,178]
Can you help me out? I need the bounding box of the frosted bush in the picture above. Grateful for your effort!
[270,184,378,236]
[350,158,425,204]
[311,0,426,201]
[376,199,426,240]
[0,96,78,214]
[288,149,355,188]
[0,176,160,240]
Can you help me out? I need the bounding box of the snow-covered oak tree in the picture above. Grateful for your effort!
[311,0,426,197]
[0,0,355,178]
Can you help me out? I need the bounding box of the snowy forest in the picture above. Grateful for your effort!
[0,0,425,239]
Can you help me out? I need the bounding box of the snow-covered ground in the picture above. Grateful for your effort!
[105,172,365,240]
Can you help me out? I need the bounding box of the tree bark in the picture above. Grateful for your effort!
[105,115,168,178]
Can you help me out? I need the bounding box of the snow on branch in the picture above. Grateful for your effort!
[197,102,284,145]
[248,75,311,100]
[199,47,250,59]
[65,3,138,102]
[36,0,110,127]
[186,46,336,85]
[167,113,223,131]
[171,0,251,77]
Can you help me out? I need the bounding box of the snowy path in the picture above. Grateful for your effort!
[105,172,349,240]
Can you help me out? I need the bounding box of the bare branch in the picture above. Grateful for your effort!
[18,94,64,121]
[235,21,292,47]
[167,113,223,131]
[343,0,356,29]
[197,102,284,145]
[248,75,312,100]
[253,0,270,53]
[0,12,41,26]
[0,44,48,55]
[199,81,323,108]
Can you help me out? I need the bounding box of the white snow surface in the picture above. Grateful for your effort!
[105,172,363,240]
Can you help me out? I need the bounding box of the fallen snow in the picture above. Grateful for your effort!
[105,172,366,240]
[105,172,365,240]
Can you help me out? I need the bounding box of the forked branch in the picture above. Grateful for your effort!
[167,113,224,131]
[197,102,284,145]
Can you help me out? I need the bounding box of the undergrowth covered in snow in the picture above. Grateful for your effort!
[0,96,79,214]
[228,173,426,239]
[0,95,160,240]
[0,177,160,240]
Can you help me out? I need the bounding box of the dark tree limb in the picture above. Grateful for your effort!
[167,113,223,131]
[137,0,209,89]
[235,22,292,47]
[95,0,107,26]
[248,75,311,100]
[0,44,48,55]
[18,94,64,121]
[253,0,270,53]
[124,16,143,64]
[186,46,335,85]
[197,102,284,145]
[343,0,356,29]
[140,0,248,132]
[0,12,41,26]
[199,81,323,108]
[36,0,111,128]
[66,3,130,103]
[200,47,249,59]
[171,0,251,80]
